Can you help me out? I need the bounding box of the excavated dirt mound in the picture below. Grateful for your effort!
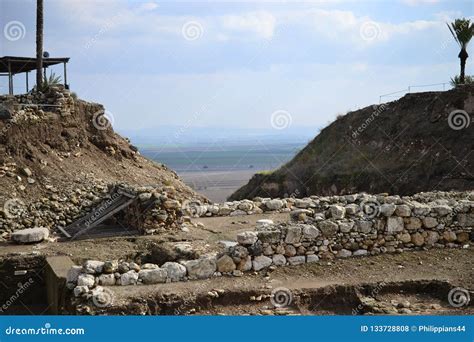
[230,85,474,200]
[0,87,203,238]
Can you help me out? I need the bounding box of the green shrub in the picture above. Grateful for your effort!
[450,75,474,87]
[36,72,62,92]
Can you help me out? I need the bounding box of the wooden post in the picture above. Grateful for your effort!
[43,67,46,83]
[63,62,67,87]
[7,61,13,95]
[26,71,29,92]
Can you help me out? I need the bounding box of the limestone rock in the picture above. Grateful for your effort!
[265,199,284,211]
[182,257,217,280]
[329,205,345,219]
[302,225,320,240]
[77,274,95,287]
[380,203,396,217]
[306,254,320,263]
[425,231,439,245]
[356,220,373,233]
[395,205,411,217]
[83,260,105,274]
[411,232,425,247]
[161,262,187,281]
[353,249,368,257]
[339,221,354,233]
[237,231,258,245]
[337,249,352,258]
[288,256,306,265]
[422,217,438,229]
[432,205,452,217]
[98,274,116,286]
[216,255,236,273]
[138,268,167,284]
[120,270,139,285]
[272,254,286,266]
[252,255,272,271]
[405,217,422,230]
[11,227,49,244]
[285,226,302,244]
[318,221,339,237]
[443,231,457,242]
[386,217,404,233]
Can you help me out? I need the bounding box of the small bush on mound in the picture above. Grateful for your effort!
[36,72,62,92]
[257,170,273,176]
[450,75,474,87]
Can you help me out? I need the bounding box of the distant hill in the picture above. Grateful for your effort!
[230,85,474,200]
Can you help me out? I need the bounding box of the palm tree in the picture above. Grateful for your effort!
[36,0,43,89]
[447,19,474,84]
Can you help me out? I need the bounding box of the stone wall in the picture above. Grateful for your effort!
[67,191,473,307]
[0,85,75,120]
[182,191,474,219]
[0,182,187,239]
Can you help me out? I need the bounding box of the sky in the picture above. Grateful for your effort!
[1,0,473,140]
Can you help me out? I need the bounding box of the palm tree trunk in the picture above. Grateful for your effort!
[36,0,43,90]
[459,47,469,84]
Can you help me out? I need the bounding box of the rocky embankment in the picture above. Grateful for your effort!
[230,85,474,200]
[0,87,203,240]
[67,190,473,309]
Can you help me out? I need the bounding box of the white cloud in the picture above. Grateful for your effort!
[401,0,440,6]
[137,2,159,12]
[221,11,277,40]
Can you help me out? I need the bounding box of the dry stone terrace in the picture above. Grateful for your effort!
[67,190,473,307]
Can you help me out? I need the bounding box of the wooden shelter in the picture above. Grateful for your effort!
[0,56,70,95]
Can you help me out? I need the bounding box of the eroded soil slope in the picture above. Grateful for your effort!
[231,85,474,200]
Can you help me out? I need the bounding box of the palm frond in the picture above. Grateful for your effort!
[448,18,474,48]
[447,22,460,47]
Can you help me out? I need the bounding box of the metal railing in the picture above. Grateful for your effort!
[379,82,450,103]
